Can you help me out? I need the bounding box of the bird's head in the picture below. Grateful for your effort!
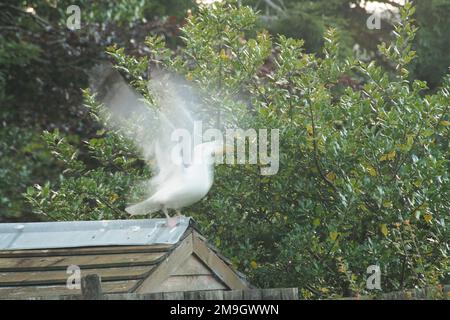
[193,141,233,165]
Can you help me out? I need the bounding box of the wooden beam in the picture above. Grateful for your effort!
[0,245,173,258]
[0,265,152,286]
[134,233,194,294]
[280,287,298,300]
[14,288,301,300]
[104,292,163,300]
[0,280,139,299]
[0,251,166,272]
[162,291,185,300]
[243,289,262,299]
[192,231,248,290]
[223,290,244,300]
[261,288,282,299]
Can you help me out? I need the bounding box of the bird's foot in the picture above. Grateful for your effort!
[166,216,179,228]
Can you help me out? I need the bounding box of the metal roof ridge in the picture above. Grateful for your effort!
[0,217,193,250]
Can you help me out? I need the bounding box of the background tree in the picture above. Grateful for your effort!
[245,0,450,88]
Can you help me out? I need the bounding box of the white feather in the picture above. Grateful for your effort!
[94,69,222,218]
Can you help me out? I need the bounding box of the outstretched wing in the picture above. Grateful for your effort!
[91,65,203,214]
[147,72,199,187]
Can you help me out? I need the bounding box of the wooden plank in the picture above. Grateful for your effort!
[261,288,281,300]
[104,292,162,300]
[24,288,302,300]
[27,294,81,300]
[192,232,248,290]
[0,245,173,258]
[135,234,194,294]
[280,287,298,300]
[103,293,136,300]
[184,290,202,300]
[141,292,164,300]
[0,265,152,286]
[0,252,166,272]
[243,289,262,300]
[170,255,213,276]
[103,290,223,300]
[202,290,224,300]
[0,280,139,299]
[223,290,243,300]
[183,290,225,300]
[156,275,227,293]
[162,291,185,300]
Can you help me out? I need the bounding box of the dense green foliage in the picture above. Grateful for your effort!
[246,0,450,88]
[26,2,449,297]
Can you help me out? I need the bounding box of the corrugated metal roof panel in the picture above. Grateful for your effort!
[0,217,191,250]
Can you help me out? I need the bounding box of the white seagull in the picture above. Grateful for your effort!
[121,72,227,227]
[125,141,223,227]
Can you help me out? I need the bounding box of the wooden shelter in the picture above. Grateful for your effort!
[0,218,250,299]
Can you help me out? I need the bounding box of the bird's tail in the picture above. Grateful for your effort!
[125,198,161,216]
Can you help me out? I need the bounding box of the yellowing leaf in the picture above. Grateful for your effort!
[423,214,433,223]
[109,193,119,202]
[383,201,393,208]
[380,224,388,237]
[250,261,258,269]
[419,203,428,210]
[329,231,339,241]
[313,218,321,227]
[326,172,336,182]
[380,150,396,161]
[367,165,377,177]
[387,150,396,160]
[359,204,369,212]
[439,120,450,126]
[219,48,229,60]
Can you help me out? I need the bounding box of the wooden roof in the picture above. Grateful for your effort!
[0,224,249,299]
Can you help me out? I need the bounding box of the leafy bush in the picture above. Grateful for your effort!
[27,2,449,297]
[0,123,57,221]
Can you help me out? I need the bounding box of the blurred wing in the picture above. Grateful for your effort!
[91,65,207,214]
[147,72,201,174]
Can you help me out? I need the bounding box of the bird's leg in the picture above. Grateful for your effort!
[163,206,170,219]
[163,207,178,228]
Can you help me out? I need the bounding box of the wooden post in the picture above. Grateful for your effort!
[81,274,103,300]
